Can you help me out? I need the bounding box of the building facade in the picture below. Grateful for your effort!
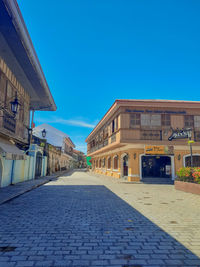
[33,124,75,174]
[0,0,56,187]
[73,149,87,168]
[86,100,200,182]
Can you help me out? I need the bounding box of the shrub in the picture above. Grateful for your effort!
[176,167,200,184]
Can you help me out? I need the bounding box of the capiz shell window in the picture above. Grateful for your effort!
[184,115,194,127]
[130,114,140,128]
[141,114,161,126]
[194,116,200,128]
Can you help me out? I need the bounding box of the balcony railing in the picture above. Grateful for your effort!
[88,139,108,153]
[3,112,16,133]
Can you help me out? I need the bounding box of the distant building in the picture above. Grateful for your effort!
[33,124,75,174]
[0,0,56,187]
[86,99,200,182]
[73,149,87,168]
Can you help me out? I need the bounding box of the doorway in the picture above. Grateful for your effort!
[142,155,171,178]
[35,152,42,178]
[122,154,129,177]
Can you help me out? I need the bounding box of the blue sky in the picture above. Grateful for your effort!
[18,0,200,153]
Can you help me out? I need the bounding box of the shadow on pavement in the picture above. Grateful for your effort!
[0,184,199,266]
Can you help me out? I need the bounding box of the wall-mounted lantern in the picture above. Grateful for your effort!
[10,92,20,116]
[178,154,181,161]
[42,129,47,138]
[134,153,137,159]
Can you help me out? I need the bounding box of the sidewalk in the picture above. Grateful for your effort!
[0,170,71,205]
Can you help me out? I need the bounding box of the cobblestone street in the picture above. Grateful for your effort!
[0,171,200,266]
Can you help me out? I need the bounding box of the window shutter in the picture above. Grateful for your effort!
[151,115,161,126]
[194,116,200,128]
[141,114,150,126]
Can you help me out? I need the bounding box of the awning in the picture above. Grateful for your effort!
[0,139,26,160]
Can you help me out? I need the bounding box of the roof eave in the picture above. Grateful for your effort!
[3,0,57,111]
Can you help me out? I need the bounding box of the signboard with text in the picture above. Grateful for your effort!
[168,128,191,141]
[145,145,174,155]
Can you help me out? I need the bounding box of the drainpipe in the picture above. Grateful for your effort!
[10,159,15,185]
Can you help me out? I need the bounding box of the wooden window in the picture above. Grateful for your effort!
[162,114,171,126]
[112,120,115,133]
[130,114,140,128]
[141,114,161,126]
[141,114,150,126]
[103,127,108,140]
[107,157,111,169]
[24,103,30,127]
[185,156,200,167]
[113,156,118,170]
[19,103,24,123]
[151,115,161,126]
[184,115,194,127]
[5,82,14,112]
[116,116,118,131]
[194,116,200,128]
[99,159,101,168]
[96,160,98,168]
[141,130,162,140]
[195,131,200,141]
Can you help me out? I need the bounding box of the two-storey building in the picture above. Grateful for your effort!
[86,100,200,182]
[0,0,56,186]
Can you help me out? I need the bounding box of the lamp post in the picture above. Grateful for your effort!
[187,128,193,168]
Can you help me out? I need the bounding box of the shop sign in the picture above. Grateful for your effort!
[126,109,186,115]
[168,128,191,141]
[145,145,174,155]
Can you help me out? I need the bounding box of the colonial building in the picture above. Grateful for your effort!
[86,100,200,182]
[73,149,87,168]
[0,0,56,187]
[33,124,75,174]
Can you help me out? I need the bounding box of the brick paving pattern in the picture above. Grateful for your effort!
[0,171,200,266]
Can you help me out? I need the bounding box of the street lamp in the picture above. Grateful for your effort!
[187,128,194,167]
[10,93,20,117]
[42,129,47,138]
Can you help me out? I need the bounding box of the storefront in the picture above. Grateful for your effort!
[141,155,172,178]
[140,145,175,180]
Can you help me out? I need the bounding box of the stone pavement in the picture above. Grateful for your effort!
[0,170,71,205]
[0,171,200,267]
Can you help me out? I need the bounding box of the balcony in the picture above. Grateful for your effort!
[88,139,108,153]
[3,112,16,133]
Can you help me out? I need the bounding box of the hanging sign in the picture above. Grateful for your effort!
[168,128,191,141]
[145,145,174,155]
